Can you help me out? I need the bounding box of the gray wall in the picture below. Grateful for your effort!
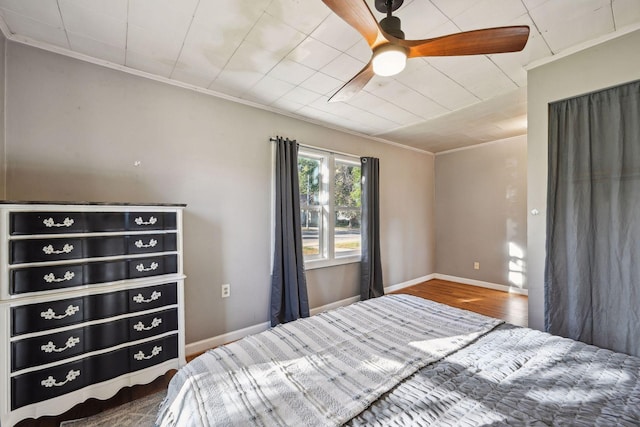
[3,42,436,344]
[527,29,640,331]
[435,136,527,290]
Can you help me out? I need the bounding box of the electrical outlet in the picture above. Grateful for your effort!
[473,262,480,270]
[221,284,230,298]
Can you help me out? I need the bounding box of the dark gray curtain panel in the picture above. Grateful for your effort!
[360,157,384,300]
[270,137,309,326]
[545,80,640,356]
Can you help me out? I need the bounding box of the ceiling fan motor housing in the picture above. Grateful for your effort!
[380,16,405,39]
[375,0,404,13]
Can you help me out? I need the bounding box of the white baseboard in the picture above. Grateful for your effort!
[384,274,435,293]
[185,274,437,356]
[185,321,271,356]
[434,273,528,296]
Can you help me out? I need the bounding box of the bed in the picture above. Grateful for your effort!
[156,294,640,426]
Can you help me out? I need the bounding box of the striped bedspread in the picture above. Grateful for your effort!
[156,294,503,426]
[348,324,640,426]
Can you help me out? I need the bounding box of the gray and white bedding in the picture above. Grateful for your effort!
[157,294,640,426]
[348,324,640,426]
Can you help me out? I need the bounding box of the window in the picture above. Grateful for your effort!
[298,147,361,268]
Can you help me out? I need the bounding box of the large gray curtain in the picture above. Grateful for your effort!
[360,157,384,300]
[545,80,640,356]
[270,137,309,326]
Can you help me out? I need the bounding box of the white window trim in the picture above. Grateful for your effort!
[298,147,362,270]
[304,254,361,270]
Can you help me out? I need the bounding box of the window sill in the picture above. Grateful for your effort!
[304,256,361,270]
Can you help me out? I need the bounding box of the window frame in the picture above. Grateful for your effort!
[298,147,361,270]
[298,149,327,262]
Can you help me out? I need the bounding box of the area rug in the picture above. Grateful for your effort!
[60,391,165,426]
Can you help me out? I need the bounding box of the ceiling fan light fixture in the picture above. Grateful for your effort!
[372,44,407,77]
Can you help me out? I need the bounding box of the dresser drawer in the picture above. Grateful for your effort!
[126,212,176,231]
[10,238,85,264]
[11,334,178,410]
[10,234,177,265]
[127,282,178,313]
[128,255,178,280]
[11,264,85,294]
[127,333,179,374]
[126,233,177,255]
[10,211,177,235]
[10,212,87,235]
[12,329,86,372]
[126,308,178,341]
[12,358,87,410]
[11,308,178,371]
[11,261,119,294]
[10,212,129,235]
[11,282,178,336]
[10,236,125,264]
[12,297,85,336]
[10,255,178,294]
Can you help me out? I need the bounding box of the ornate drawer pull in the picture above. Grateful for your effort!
[136,262,158,272]
[133,345,162,361]
[43,271,75,283]
[42,243,74,255]
[41,336,81,353]
[133,317,162,331]
[41,305,80,320]
[41,369,80,388]
[132,291,161,303]
[134,216,158,226]
[134,238,158,248]
[43,217,75,228]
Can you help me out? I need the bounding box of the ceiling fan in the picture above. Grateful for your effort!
[322,0,530,102]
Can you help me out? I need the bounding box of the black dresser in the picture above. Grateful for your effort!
[0,202,185,426]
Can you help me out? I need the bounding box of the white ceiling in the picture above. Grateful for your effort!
[0,0,638,152]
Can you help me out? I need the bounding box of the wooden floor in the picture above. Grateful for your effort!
[393,279,528,327]
[20,279,526,426]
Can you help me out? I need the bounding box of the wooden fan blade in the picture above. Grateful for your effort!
[322,0,386,47]
[328,62,375,103]
[397,26,530,58]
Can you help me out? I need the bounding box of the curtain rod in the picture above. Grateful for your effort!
[269,136,360,159]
